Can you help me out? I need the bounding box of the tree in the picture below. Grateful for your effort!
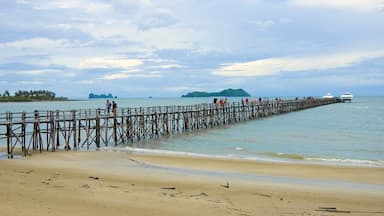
[3,90,10,97]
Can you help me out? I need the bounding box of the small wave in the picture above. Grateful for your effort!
[123,147,310,163]
[99,147,384,167]
[103,146,278,162]
[264,152,305,160]
[235,147,244,151]
[305,157,384,167]
[101,146,226,159]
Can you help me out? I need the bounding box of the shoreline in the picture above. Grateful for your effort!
[1,151,383,216]
[120,146,384,168]
[2,146,384,168]
[127,151,384,185]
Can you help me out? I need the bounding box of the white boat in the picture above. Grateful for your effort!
[340,92,353,102]
[322,93,335,99]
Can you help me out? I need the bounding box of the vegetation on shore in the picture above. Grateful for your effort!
[0,90,68,102]
[182,88,251,97]
[89,93,117,99]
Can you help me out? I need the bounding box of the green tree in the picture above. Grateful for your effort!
[3,90,10,97]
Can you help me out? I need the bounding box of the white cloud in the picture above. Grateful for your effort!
[76,17,201,50]
[212,50,384,77]
[248,20,275,30]
[285,72,384,87]
[79,57,143,69]
[164,86,203,92]
[16,69,59,75]
[76,80,96,85]
[248,18,292,31]
[99,70,161,80]
[15,80,44,85]
[32,0,112,13]
[0,38,70,49]
[288,0,384,12]
[151,64,185,69]
[15,69,76,77]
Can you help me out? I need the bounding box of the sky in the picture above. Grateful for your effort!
[1,0,384,98]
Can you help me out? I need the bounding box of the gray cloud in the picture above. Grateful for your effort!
[0,0,383,97]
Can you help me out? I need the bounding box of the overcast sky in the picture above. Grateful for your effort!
[1,0,384,98]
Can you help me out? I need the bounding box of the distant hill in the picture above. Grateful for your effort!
[89,93,117,99]
[182,88,250,97]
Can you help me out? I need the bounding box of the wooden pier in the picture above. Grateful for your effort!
[0,97,339,158]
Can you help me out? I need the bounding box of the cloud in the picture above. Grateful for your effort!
[99,70,161,80]
[137,13,178,30]
[15,80,44,85]
[212,50,384,77]
[31,0,112,13]
[12,69,76,77]
[14,69,76,77]
[76,80,95,84]
[248,20,275,30]
[1,0,383,97]
[16,69,60,75]
[287,0,384,12]
[0,38,70,49]
[248,18,293,31]
[79,57,143,69]
[164,86,203,92]
[151,64,185,69]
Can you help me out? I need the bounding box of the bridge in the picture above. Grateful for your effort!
[0,97,339,158]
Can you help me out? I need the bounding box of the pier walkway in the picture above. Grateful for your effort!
[0,97,339,158]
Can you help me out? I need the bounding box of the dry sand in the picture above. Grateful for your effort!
[0,151,383,216]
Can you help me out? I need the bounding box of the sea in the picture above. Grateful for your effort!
[1,96,383,167]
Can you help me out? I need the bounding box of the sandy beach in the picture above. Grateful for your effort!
[0,151,383,216]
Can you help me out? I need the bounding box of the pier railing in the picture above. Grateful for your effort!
[0,97,339,158]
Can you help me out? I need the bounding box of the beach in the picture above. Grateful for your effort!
[1,151,383,216]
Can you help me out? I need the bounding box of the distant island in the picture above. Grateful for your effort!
[182,88,250,97]
[89,93,117,99]
[0,90,68,102]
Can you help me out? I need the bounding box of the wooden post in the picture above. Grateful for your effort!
[62,111,70,150]
[37,111,42,153]
[113,116,118,145]
[104,113,109,146]
[6,112,12,159]
[21,112,27,156]
[72,110,77,149]
[50,111,56,152]
[96,109,100,148]
[85,111,90,149]
[120,108,125,144]
[56,110,60,148]
[78,118,81,149]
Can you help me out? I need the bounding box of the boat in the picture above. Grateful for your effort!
[340,92,353,102]
[322,93,335,99]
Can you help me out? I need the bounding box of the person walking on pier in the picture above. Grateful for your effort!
[112,101,117,118]
[106,100,111,114]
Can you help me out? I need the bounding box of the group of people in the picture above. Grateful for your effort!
[106,100,117,117]
[241,97,283,106]
[213,97,286,107]
[213,98,229,106]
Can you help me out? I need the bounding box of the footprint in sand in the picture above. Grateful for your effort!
[81,184,91,189]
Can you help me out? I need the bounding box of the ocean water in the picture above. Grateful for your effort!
[1,97,383,166]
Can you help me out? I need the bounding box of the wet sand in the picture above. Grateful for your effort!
[0,151,383,216]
